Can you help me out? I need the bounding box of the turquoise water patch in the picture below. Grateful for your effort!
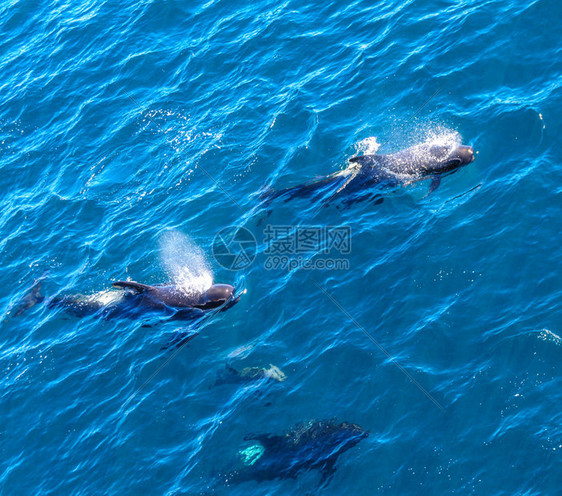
[239,444,265,466]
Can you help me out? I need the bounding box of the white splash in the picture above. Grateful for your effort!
[420,128,462,147]
[353,127,461,157]
[355,136,381,155]
[90,290,124,306]
[159,231,214,295]
[407,129,462,163]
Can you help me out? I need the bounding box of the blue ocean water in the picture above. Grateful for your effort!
[1,0,561,494]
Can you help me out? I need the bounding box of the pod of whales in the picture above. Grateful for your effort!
[13,133,476,491]
[262,140,475,205]
[222,420,368,486]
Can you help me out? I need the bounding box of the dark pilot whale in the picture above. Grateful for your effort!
[262,141,475,206]
[48,280,239,320]
[221,420,368,487]
[15,277,242,349]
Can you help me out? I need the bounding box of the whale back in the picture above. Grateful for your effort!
[113,280,200,308]
[349,142,474,176]
[112,280,235,310]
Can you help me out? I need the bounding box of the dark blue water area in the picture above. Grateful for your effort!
[1,0,561,494]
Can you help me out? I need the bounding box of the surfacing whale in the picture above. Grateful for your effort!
[262,140,475,206]
[48,280,240,320]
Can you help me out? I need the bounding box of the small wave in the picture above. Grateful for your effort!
[420,127,462,147]
[537,329,562,346]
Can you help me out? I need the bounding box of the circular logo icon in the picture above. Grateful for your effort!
[212,226,257,270]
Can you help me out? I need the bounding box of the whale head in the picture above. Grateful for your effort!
[421,143,475,175]
[194,283,237,310]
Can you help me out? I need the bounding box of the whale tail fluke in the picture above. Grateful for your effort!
[13,272,48,317]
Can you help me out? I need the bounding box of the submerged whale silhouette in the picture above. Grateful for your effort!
[214,363,287,386]
[222,420,368,487]
[262,140,475,206]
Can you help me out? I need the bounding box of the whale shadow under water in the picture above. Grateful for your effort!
[217,419,369,491]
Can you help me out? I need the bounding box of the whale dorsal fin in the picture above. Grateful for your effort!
[112,281,153,293]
